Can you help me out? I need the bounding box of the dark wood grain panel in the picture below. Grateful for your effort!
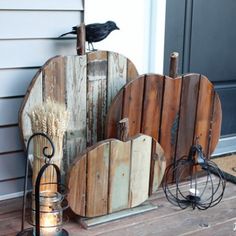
[194,75,214,157]
[122,77,145,137]
[141,74,164,140]
[159,77,182,181]
[175,74,201,160]
[209,93,222,155]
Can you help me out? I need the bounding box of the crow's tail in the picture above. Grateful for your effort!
[59,31,74,38]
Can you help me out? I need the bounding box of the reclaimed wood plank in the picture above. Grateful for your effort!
[86,142,110,217]
[209,93,222,155]
[194,75,214,157]
[42,56,66,103]
[141,74,164,140]
[65,56,87,171]
[108,140,131,213]
[67,153,86,216]
[87,51,108,146]
[122,77,145,137]
[107,52,127,106]
[105,91,124,139]
[149,141,166,194]
[20,71,43,145]
[159,77,182,181]
[129,135,152,207]
[175,74,200,160]
[127,59,139,83]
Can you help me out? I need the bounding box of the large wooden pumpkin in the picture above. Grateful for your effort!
[67,134,166,217]
[19,51,138,171]
[106,73,222,179]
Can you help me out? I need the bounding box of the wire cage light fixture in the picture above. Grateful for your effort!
[163,143,226,210]
[17,132,69,236]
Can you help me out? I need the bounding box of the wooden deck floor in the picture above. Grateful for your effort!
[1,179,236,236]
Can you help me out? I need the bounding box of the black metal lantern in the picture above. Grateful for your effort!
[163,143,226,210]
[17,133,69,236]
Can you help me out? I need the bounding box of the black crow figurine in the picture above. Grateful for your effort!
[59,21,119,50]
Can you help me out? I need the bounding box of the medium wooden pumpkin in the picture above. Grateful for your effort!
[67,134,166,217]
[106,73,222,180]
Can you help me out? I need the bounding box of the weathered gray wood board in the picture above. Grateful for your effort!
[19,51,138,172]
[67,134,166,217]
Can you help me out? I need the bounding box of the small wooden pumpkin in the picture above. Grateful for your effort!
[67,134,166,217]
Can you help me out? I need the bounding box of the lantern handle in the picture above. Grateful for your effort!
[19,132,54,233]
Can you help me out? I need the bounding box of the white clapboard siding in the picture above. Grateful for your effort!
[0,11,81,39]
[0,39,77,69]
[0,98,23,125]
[0,178,25,198]
[0,152,25,181]
[0,127,22,153]
[0,0,84,199]
[0,0,83,10]
[0,69,38,97]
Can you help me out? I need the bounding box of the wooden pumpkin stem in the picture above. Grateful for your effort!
[169,52,179,78]
[77,23,86,55]
[118,118,129,142]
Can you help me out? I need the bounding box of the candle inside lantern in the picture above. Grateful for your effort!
[189,188,200,197]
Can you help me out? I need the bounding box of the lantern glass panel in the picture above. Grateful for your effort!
[32,191,63,236]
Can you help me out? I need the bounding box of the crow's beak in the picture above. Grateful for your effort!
[116,26,120,30]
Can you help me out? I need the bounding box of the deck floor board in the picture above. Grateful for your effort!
[1,178,236,236]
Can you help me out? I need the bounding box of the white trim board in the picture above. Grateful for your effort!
[0,191,24,201]
[212,136,236,157]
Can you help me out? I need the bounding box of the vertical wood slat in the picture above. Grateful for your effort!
[175,74,200,160]
[127,59,138,83]
[141,74,164,140]
[43,56,66,103]
[122,77,145,137]
[129,135,152,207]
[20,71,43,144]
[194,75,214,156]
[159,77,182,181]
[87,51,108,146]
[108,140,131,213]
[65,56,87,171]
[209,93,222,155]
[105,91,124,139]
[67,154,86,216]
[149,141,166,195]
[107,52,127,107]
[86,142,110,217]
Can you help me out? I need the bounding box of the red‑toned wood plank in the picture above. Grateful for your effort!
[209,93,222,155]
[67,154,87,216]
[122,77,145,137]
[141,74,164,141]
[105,91,124,139]
[194,75,214,157]
[159,76,182,180]
[175,74,201,160]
